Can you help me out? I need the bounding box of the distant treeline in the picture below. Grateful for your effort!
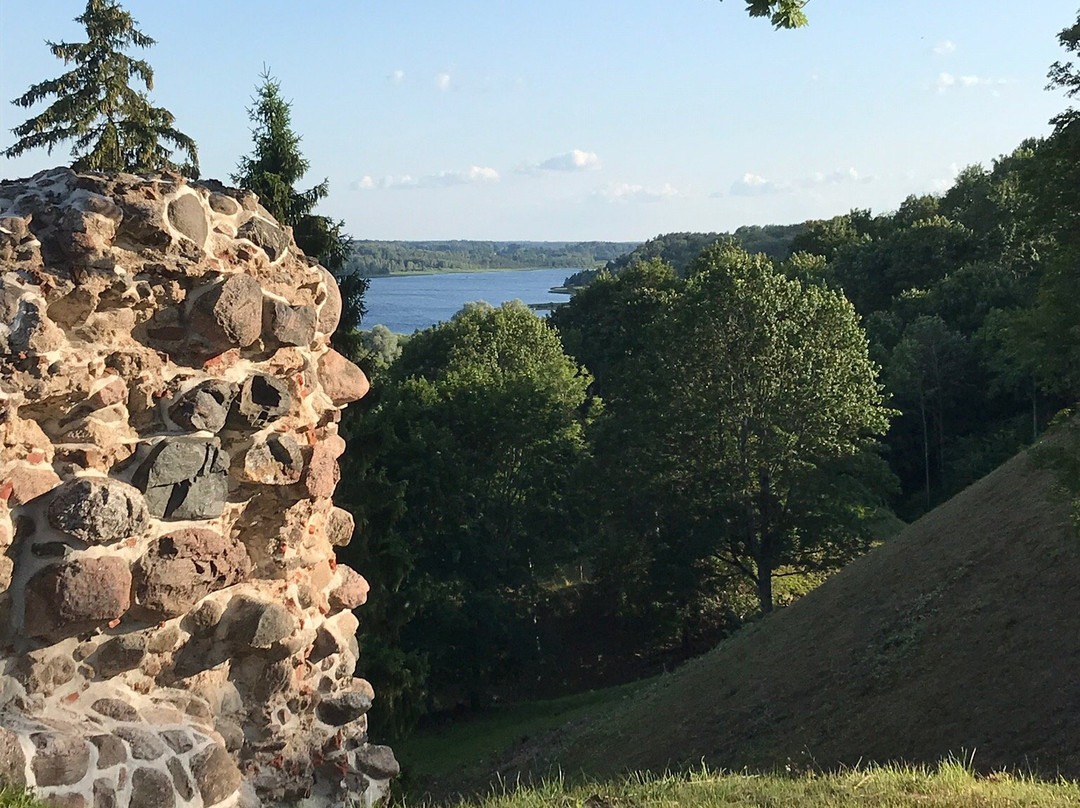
[346,240,640,276]
[562,224,806,289]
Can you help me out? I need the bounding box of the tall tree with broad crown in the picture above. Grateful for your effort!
[653,243,893,612]
[4,0,198,177]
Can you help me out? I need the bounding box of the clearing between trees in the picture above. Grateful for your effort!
[401,442,1080,800]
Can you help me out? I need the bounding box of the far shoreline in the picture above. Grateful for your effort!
[361,265,598,278]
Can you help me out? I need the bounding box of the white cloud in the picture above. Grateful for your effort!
[594,182,677,203]
[936,71,1007,93]
[799,167,866,188]
[730,172,779,196]
[516,149,602,174]
[727,167,871,197]
[388,69,405,84]
[933,39,956,56]
[539,150,601,171]
[354,166,499,191]
[435,72,452,91]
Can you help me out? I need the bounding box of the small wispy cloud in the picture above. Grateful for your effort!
[730,172,779,197]
[517,150,602,174]
[388,69,405,84]
[933,39,956,56]
[728,167,870,197]
[936,72,1007,93]
[540,150,601,171]
[354,165,499,191]
[435,72,452,91]
[593,182,677,203]
[799,167,866,188]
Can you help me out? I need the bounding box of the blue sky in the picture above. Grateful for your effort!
[1,1,1077,240]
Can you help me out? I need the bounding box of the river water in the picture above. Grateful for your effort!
[361,267,577,334]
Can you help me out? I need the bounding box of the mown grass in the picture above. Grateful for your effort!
[397,680,648,784]
[399,761,1080,808]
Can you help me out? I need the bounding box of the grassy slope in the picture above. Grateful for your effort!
[412,446,1080,797]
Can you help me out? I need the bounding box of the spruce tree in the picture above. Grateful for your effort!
[233,70,366,344]
[4,0,198,177]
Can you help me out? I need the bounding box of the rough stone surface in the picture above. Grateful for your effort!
[0,727,26,786]
[167,380,236,433]
[88,634,147,677]
[113,726,165,760]
[4,465,61,506]
[316,267,342,335]
[318,349,370,405]
[228,597,296,649]
[129,766,175,808]
[237,217,290,262]
[133,527,251,618]
[356,744,401,780]
[88,735,125,769]
[231,373,292,429]
[24,557,132,639]
[167,194,208,246]
[30,733,90,786]
[191,744,243,806]
[243,433,305,486]
[90,698,140,722]
[316,691,372,726]
[326,506,356,547]
[92,779,117,808]
[268,300,317,347]
[329,566,370,611]
[47,478,150,545]
[131,438,229,520]
[0,168,395,808]
[187,273,264,355]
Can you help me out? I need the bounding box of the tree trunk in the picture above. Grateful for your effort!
[756,569,774,614]
[920,391,931,510]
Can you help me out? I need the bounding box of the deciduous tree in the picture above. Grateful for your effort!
[653,244,893,612]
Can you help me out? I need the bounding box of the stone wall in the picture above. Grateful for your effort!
[0,168,397,807]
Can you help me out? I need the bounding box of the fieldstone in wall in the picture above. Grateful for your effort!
[0,168,395,808]
[133,527,251,618]
[46,477,149,544]
[231,373,292,429]
[24,556,132,639]
[131,438,230,520]
[185,273,264,355]
[167,380,236,433]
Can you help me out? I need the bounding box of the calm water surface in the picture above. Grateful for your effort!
[362,268,576,334]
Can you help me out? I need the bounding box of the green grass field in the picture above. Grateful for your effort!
[397,762,1080,808]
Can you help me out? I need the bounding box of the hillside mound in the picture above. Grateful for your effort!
[515,447,1080,779]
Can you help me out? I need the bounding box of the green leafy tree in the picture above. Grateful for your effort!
[231,70,366,343]
[651,244,893,612]
[4,0,198,176]
[724,0,809,28]
[338,302,594,734]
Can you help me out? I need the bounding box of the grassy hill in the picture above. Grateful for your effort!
[405,444,1080,798]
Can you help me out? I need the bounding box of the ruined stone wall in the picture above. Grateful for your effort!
[0,167,396,807]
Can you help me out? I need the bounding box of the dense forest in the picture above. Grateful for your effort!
[346,240,638,276]
[560,224,806,289]
[336,12,1080,741]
